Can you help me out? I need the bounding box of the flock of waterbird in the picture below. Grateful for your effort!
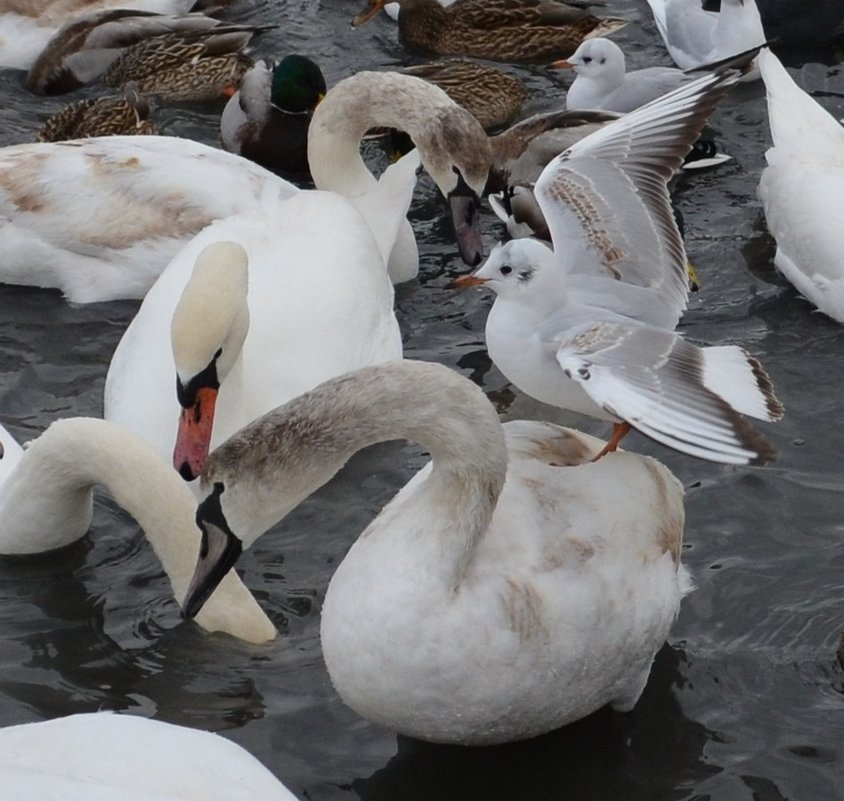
[0,0,842,796]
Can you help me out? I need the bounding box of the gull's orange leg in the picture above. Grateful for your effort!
[591,422,632,462]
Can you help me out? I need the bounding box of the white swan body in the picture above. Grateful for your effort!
[105,158,413,478]
[646,0,765,76]
[0,417,275,643]
[757,49,844,324]
[0,0,200,70]
[0,712,296,800]
[184,360,690,745]
[0,135,297,303]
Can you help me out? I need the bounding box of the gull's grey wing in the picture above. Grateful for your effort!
[553,320,784,464]
[534,68,740,327]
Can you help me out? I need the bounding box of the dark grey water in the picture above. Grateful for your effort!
[0,0,843,798]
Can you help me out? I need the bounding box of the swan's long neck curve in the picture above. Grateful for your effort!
[204,361,508,576]
[307,70,491,198]
[0,418,275,643]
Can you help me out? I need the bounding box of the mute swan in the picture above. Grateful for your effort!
[0,70,490,301]
[183,360,690,745]
[104,157,411,479]
[757,49,844,324]
[453,69,784,464]
[645,0,765,76]
[0,418,276,644]
[0,712,296,800]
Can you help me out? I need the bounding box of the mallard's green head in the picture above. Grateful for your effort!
[270,55,327,113]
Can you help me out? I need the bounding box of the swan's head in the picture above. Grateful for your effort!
[449,239,562,300]
[417,106,492,267]
[171,241,250,483]
[551,38,625,80]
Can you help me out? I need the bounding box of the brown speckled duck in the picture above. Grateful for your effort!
[102,25,270,102]
[37,83,158,141]
[24,9,238,95]
[354,0,628,64]
[400,60,528,130]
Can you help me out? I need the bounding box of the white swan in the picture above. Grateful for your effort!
[308,69,492,275]
[104,165,410,480]
[0,70,491,301]
[757,48,844,324]
[645,0,765,75]
[0,0,207,71]
[0,712,296,800]
[453,69,784,464]
[0,136,298,303]
[183,360,690,745]
[0,417,276,644]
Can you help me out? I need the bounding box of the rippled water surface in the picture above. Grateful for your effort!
[0,0,843,799]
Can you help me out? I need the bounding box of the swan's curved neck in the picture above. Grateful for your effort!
[206,362,508,577]
[0,418,275,642]
[307,70,490,198]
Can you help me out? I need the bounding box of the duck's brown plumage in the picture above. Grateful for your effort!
[355,0,628,64]
[37,84,158,141]
[102,26,266,102]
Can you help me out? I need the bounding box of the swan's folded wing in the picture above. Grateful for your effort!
[534,69,740,326]
[553,321,783,464]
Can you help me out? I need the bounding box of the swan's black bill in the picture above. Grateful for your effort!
[182,521,242,619]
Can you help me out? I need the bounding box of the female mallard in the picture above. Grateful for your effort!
[400,59,528,130]
[102,25,268,102]
[354,0,628,64]
[23,8,237,94]
[37,83,158,141]
[221,55,327,181]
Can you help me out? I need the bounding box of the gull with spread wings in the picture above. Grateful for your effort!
[453,66,784,464]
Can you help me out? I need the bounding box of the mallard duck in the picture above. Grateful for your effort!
[183,360,690,745]
[353,0,628,64]
[0,0,212,71]
[102,25,269,102]
[400,59,528,130]
[452,70,784,464]
[221,55,327,181]
[36,83,158,141]
[23,9,232,94]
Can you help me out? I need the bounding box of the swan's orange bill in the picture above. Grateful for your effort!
[549,59,574,69]
[352,0,384,27]
[173,386,219,481]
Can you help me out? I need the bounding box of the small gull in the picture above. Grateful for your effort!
[645,0,765,76]
[453,68,784,464]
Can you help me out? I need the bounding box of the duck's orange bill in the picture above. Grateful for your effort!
[352,0,384,27]
[173,386,219,481]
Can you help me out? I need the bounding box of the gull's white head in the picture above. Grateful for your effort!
[560,37,626,80]
[457,239,563,301]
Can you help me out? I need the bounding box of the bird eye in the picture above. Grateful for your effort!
[500,265,512,275]
[583,56,592,63]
